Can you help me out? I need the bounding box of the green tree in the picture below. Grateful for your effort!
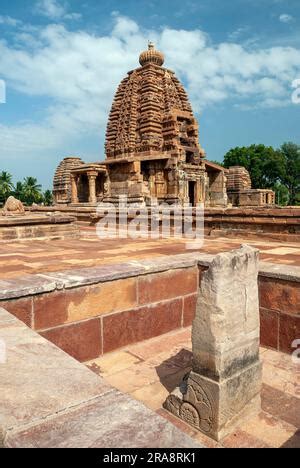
[223,143,300,205]
[223,144,284,189]
[279,142,300,206]
[273,182,290,206]
[13,181,25,202]
[22,177,43,205]
[0,171,14,203]
[43,190,53,206]
[223,146,250,171]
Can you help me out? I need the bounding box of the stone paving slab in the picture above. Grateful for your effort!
[259,261,300,283]
[0,275,59,300]
[6,391,203,448]
[0,308,112,446]
[0,229,299,280]
[0,251,299,302]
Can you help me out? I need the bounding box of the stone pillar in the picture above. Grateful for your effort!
[71,175,79,204]
[164,245,262,441]
[88,172,97,204]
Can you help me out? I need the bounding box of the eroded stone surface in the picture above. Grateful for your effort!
[192,244,260,380]
[2,196,25,216]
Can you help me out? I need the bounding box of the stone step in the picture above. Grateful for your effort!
[0,307,203,449]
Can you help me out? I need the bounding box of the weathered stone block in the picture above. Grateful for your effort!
[0,297,32,327]
[164,245,262,441]
[259,277,300,316]
[183,294,197,327]
[260,307,279,350]
[34,278,137,329]
[103,299,182,353]
[192,245,260,381]
[138,267,198,305]
[40,318,101,362]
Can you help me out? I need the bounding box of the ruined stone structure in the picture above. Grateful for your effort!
[70,164,108,205]
[2,196,25,216]
[227,166,275,207]
[164,245,262,441]
[53,157,108,205]
[53,157,84,204]
[53,44,274,209]
[204,161,227,207]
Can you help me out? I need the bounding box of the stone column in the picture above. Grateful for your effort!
[164,245,262,441]
[71,175,79,204]
[88,172,97,204]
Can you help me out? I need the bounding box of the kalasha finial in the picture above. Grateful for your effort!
[139,42,164,67]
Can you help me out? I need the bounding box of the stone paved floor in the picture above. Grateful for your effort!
[0,226,299,279]
[85,328,300,448]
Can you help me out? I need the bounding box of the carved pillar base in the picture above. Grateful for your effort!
[164,363,261,441]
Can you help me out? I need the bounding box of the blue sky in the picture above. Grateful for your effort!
[0,0,300,189]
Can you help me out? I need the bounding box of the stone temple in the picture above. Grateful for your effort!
[53,43,274,208]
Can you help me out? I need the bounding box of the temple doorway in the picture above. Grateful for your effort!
[188,180,196,206]
[77,174,89,203]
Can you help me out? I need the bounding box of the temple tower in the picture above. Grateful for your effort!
[103,42,206,206]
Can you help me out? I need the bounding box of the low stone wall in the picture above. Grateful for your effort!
[0,214,80,242]
[30,205,300,241]
[0,253,299,361]
[0,307,200,448]
[205,207,300,242]
[0,254,204,362]
[259,263,300,353]
[29,205,97,223]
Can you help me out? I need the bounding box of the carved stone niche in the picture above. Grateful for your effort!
[164,245,262,441]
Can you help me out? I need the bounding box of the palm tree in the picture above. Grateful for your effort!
[0,171,14,203]
[22,177,43,205]
[43,190,53,206]
[14,181,25,201]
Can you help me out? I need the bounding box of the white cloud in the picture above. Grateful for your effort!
[0,15,21,27]
[279,14,294,24]
[0,14,300,166]
[35,0,81,21]
[228,26,250,42]
[64,13,82,21]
